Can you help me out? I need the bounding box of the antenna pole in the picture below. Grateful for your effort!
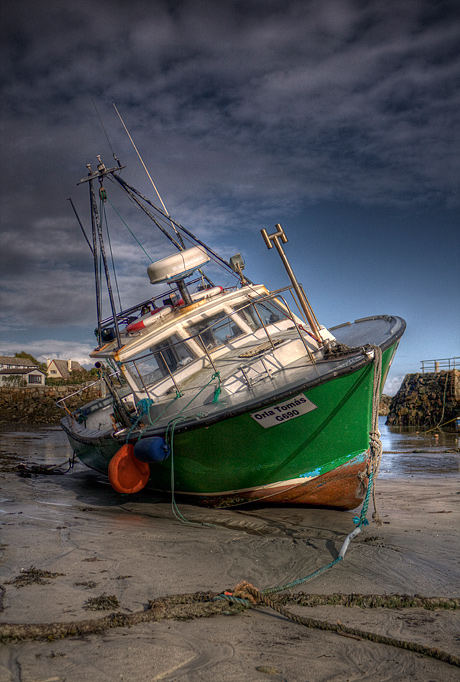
[112,103,185,248]
[261,224,321,343]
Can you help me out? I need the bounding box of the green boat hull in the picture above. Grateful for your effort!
[65,342,398,509]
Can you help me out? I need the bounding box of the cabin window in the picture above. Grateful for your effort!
[153,335,195,374]
[127,354,162,389]
[234,299,288,330]
[233,303,259,331]
[188,311,244,350]
[126,335,195,389]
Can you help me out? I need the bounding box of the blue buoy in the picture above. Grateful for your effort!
[133,437,170,463]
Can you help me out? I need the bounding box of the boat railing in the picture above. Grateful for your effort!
[420,357,460,373]
[124,286,317,396]
[55,369,124,415]
[99,278,237,330]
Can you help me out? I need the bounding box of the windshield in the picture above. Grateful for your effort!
[127,335,195,389]
[187,311,245,350]
[234,299,288,330]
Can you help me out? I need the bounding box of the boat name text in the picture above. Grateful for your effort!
[250,394,317,429]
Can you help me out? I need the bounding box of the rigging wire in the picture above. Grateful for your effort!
[67,198,93,254]
[89,183,103,339]
[109,174,184,252]
[89,180,122,347]
[105,195,154,263]
[111,174,246,284]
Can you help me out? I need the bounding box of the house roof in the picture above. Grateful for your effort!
[0,367,45,375]
[0,356,38,367]
[48,359,84,379]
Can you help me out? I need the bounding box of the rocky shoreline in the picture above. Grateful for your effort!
[387,370,459,428]
[0,384,102,425]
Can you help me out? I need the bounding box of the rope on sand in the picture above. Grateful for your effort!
[1,589,459,668]
[225,582,460,668]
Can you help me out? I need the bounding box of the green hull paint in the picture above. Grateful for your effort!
[68,343,396,497]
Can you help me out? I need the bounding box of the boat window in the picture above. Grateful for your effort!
[126,354,163,389]
[127,335,195,388]
[188,311,245,350]
[235,299,288,330]
[233,303,259,331]
[152,335,196,374]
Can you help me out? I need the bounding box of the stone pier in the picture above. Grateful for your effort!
[387,369,460,428]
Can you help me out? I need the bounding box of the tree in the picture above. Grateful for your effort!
[15,351,39,363]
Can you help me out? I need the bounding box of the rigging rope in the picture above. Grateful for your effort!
[110,174,250,283]
[109,175,184,252]
[105,196,154,263]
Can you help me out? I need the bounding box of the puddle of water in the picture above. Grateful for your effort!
[379,417,460,477]
[0,424,73,465]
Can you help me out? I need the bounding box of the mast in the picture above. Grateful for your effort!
[89,177,103,344]
[88,169,122,348]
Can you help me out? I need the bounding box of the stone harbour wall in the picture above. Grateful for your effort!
[378,394,392,416]
[387,370,460,428]
[0,384,102,425]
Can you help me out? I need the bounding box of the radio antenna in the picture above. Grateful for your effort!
[112,102,184,248]
[91,97,122,167]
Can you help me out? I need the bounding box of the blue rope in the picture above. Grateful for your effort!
[215,350,383,608]
[164,372,222,527]
[261,472,375,597]
[353,470,373,528]
[215,467,376,607]
[212,372,221,403]
[125,398,154,443]
[261,557,343,597]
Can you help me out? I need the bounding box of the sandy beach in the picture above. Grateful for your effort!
[0,444,459,681]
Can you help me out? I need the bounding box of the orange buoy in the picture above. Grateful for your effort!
[108,444,150,494]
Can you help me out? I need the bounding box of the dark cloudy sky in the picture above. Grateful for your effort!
[1,0,459,393]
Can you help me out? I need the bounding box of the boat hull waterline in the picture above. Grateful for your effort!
[62,339,399,510]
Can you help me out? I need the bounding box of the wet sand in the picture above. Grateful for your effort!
[0,445,459,681]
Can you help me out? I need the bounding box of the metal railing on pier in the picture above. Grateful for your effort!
[420,357,459,373]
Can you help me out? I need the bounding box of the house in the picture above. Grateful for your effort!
[0,356,46,387]
[0,356,39,371]
[46,358,84,379]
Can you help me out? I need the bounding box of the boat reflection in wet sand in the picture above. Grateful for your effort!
[60,155,405,510]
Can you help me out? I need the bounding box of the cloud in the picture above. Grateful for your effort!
[383,374,405,397]
[1,0,459,349]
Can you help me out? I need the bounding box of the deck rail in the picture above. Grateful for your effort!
[420,357,459,373]
[55,368,122,412]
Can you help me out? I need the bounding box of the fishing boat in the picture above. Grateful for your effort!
[60,153,405,510]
